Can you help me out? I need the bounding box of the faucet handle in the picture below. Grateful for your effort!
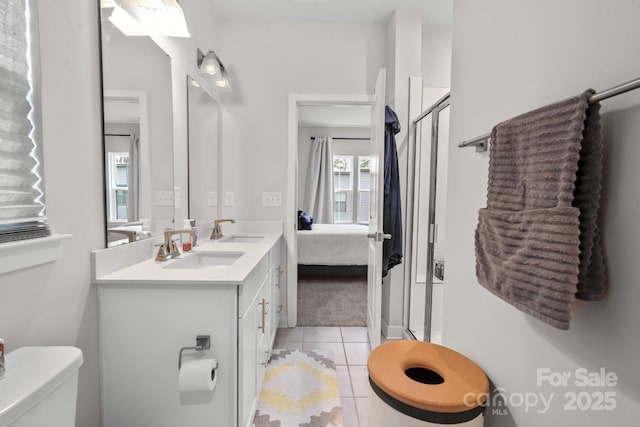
[154,244,167,262]
[168,240,180,256]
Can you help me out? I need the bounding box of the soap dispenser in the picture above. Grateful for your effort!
[182,220,193,252]
[0,338,5,380]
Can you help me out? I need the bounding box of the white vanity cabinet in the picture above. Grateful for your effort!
[238,236,282,427]
[95,233,283,427]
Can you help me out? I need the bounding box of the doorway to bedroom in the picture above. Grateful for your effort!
[296,103,372,327]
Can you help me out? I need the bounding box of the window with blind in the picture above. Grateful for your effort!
[0,0,50,244]
[358,156,371,224]
[333,155,353,223]
[108,152,130,222]
[332,155,370,224]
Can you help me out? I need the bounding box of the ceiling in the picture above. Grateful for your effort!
[206,0,452,25]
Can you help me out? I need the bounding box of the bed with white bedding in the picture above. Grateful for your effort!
[297,223,369,266]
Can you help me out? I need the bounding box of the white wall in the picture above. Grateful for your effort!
[446,0,640,425]
[422,24,452,89]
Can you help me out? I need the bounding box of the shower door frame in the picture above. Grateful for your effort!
[406,90,451,342]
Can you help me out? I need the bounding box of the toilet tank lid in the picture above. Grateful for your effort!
[0,346,83,425]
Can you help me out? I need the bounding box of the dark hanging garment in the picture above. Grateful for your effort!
[382,106,403,276]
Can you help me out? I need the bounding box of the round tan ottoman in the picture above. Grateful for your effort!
[367,341,489,426]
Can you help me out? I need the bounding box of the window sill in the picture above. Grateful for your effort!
[0,234,72,275]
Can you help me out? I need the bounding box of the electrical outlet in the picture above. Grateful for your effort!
[207,192,218,207]
[225,191,235,206]
[262,192,282,207]
[155,190,174,206]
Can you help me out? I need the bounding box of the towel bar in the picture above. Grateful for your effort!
[458,76,640,152]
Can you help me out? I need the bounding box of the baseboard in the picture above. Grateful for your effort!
[381,318,404,340]
[279,315,289,328]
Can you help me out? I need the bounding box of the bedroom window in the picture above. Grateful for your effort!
[107,152,130,222]
[333,156,353,223]
[333,155,371,225]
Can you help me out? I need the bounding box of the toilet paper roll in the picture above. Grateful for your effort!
[178,358,218,392]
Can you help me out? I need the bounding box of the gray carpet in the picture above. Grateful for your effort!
[297,275,367,326]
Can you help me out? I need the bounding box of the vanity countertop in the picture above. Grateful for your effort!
[93,225,282,286]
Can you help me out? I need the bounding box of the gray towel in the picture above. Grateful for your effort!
[475,90,606,330]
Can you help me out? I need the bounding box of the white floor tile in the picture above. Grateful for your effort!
[341,327,369,342]
[302,342,347,365]
[344,342,370,365]
[340,397,359,427]
[272,340,302,351]
[349,365,369,397]
[355,397,369,427]
[275,327,303,342]
[303,326,343,342]
[336,365,353,397]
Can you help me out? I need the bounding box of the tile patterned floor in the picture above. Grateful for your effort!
[274,326,371,427]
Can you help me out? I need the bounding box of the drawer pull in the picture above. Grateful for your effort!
[258,298,266,333]
[276,266,283,288]
[277,304,283,313]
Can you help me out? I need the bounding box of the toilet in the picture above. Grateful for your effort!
[368,341,488,426]
[0,347,83,427]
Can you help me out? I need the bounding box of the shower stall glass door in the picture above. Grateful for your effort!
[408,93,450,342]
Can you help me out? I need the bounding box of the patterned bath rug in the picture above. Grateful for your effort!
[253,349,343,427]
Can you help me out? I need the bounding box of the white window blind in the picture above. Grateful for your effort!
[0,0,50,243]
[358,156,370,224]
[333,155,353,223]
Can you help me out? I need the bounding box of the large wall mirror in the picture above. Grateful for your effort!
[100,6,175,247]
[187,76,220,225]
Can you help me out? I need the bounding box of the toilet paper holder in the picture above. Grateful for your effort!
[178,335,211,370]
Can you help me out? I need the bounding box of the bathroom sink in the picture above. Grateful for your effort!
[219,235,265,243]
[163,251,244,269]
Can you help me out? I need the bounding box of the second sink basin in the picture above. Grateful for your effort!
[219,235,264,243]
[163,251,244,269]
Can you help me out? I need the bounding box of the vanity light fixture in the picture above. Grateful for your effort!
[197,49,232,92]
[136,0,191,38]
[197,49,222,76]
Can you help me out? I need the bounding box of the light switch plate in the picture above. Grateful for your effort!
[155,190,174,206]
[225,192,235,206]
[207,192,218,207]
[262,192,282,207]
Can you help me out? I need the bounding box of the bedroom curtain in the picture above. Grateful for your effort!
[303,136,334,224]
[128,134,140,222]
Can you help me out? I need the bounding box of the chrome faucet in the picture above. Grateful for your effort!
[155,229,195,262]
[210,218,235,240]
